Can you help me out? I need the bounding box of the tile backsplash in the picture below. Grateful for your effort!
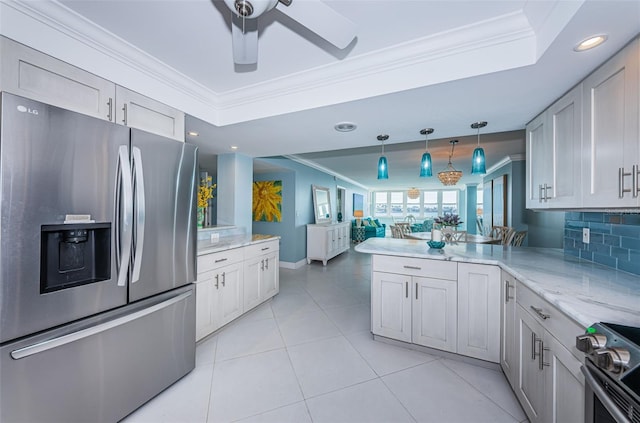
[564,212,640,275]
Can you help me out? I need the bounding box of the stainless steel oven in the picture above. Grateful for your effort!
[577,323,640,423]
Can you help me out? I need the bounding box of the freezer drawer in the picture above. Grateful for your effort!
[0,285,195,423]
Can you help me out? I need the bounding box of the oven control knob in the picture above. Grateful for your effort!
[594,348,631,374]
[576,334,607,353]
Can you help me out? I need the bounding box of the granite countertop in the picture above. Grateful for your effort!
[355,238,640,329]
[197,234,279,256]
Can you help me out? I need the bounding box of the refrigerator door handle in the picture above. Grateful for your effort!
[10,291,193,360]
[131,146,145,284]
[117,146,134,287]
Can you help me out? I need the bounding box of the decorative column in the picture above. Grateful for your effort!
[217,153,253,233]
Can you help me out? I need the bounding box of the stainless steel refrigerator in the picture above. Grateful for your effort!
[0,92,198,422]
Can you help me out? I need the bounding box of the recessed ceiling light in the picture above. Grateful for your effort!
[334,122,357,132]
[574,34,608,52]
[187,131,199,137]
[230,146,238,150]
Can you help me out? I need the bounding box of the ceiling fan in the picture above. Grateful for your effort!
[222,0,357,65]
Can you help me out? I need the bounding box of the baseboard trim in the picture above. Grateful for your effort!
[279,259,307,269]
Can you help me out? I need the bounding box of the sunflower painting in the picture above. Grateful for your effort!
[253,180,282,222]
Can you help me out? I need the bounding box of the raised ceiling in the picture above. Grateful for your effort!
[1,0,639,190]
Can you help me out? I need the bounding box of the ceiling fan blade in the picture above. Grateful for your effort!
[277,0,356,49]
[231,14,259,65]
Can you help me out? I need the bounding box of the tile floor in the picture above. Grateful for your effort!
[123,247,527,423]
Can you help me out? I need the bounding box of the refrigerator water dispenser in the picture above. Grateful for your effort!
[40,223,111,293]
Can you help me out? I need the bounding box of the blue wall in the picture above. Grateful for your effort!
[253,157,367,265]
[564,212,640,276]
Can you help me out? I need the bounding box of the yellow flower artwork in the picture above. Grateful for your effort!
[253,180,282,222]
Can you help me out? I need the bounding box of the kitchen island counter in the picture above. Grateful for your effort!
[355,238,639,328]
[197,234,279,256]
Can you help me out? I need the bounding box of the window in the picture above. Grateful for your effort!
[423,191,438,218]
[372,189,461,219]
[374,192,387,215]
[390,192,404,217]
[442,190,458,215]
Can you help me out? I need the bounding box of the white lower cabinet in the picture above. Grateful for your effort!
[500,270,517,386]
[412,276,457,352]
[514,282,585,423]
[457,263,500,362]
[243,240,279,312]
[371,271,412,342]
[196,240,280,341]
[195,261,243,341]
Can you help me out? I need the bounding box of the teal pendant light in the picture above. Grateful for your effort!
[419,128,434,177]
[471,121,487,175]
[377,134,389,180]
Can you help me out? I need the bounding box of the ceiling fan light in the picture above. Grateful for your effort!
[377,156,389,180]
[407,188,420,199]
[471,147,486,174]
[420,152,432,177]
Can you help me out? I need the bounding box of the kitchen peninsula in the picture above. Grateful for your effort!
[355,238,639,329]
[355,237,640,423]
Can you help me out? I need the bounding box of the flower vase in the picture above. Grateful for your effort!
[197,207,205,229]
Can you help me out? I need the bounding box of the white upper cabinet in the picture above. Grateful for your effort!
[0,36,115,122]
[526,36,640,210]
[115,86,185,142]
[526,84,582,209]
[582,37,640,208]
[1,36,186,141]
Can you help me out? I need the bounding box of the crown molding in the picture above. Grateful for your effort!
[284,155,370,191]
[2,0,574,129]
[486,153,526,175]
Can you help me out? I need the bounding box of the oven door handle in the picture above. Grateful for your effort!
[581,365,631,423]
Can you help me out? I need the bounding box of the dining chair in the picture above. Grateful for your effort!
[510,230,527,247]
[490,226,515,245]
[395,222,412,236]
[390,225,405,239]
[442,229,467,243]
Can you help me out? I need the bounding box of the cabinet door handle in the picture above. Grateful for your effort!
[539,341,550,370]
[261,247,270,251]
[504,280,513,303]
[265,258,269,270]
[633,165,639,198]
[545,184,552,201]
[107,97,113,121]
[260,259,264,271]
[122,103,128,125]
[215,258,228,263]
[403,265,421,270]
[619,167,632,198]
[215,274,219,289]
[415,282,418,300]
[530,305,550,320]
[405,281,408,298]
[531,332,537,360]
[538,184,544,203]
[221,272,226,287]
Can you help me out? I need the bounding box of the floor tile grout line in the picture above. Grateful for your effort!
[439,358,525,422]
[378,372,419,423]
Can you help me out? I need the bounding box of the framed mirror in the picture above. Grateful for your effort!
[312,185,332,224]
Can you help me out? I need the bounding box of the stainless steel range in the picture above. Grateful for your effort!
[576,323,640,423]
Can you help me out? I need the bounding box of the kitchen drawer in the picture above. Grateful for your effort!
[245,239,279,258]
[197,247,244,274]
[516,281,585,359]
[372,255,457,280]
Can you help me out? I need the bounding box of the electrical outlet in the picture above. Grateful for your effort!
[210,232,219,243]
[582,228,590,244]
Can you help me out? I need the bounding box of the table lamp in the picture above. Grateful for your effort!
[353,210,364,227]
